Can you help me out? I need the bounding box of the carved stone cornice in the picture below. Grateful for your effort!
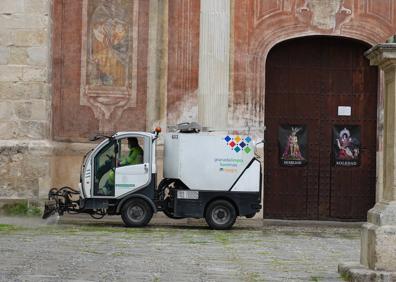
[365,43,396,70]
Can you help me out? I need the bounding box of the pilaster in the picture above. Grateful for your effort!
[198,0,230,129]
[339,44,396,280]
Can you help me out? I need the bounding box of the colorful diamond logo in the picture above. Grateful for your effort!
[245,136,252,143]
[234,136,241,143]
[224,136,231,143]
[239,141,246,148]
[229,141,236,148]
[234,146,241,153]
[244,147,251,154]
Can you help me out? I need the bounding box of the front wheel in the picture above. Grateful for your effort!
[121,198,153,227]
[205,200,237,230]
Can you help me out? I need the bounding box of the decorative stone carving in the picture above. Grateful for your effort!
[296,0,352,31]
[232,0,396,130]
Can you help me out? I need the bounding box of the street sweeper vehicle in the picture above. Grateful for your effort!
[43,124,262,229]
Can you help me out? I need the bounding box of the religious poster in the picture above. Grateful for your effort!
[278,125,308,166]
[333,125,360,167]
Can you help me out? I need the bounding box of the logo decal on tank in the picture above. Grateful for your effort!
[224,136,252,153]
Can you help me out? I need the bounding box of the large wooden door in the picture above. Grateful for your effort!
[264,37,377,220]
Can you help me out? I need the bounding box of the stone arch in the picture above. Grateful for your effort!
[231,0,396,128]
[247,24,385,113]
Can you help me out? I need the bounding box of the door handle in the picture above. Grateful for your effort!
[144,163,149,172]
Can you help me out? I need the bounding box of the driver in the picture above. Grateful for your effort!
[119,137,144,166]
[100,137,144,196]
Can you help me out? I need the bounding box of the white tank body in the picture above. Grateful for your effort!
[163,133,257,191]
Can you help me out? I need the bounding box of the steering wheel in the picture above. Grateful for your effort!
[106,154,115,161]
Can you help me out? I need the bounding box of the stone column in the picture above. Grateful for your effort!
[146,0,168,131]
[339,44,396,280]
[198,0,230,129]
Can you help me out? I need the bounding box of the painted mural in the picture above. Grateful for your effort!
[52,0,149,140]
[88,1,129,87]
[80,0,139,131]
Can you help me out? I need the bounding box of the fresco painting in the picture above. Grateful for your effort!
[88,0,130,88]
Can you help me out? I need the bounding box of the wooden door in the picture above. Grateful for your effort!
[264,37,377,220]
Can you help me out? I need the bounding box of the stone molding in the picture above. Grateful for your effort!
[365,44,396,71]
[367,201,396,226]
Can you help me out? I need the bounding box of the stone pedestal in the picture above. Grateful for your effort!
[339,44,396,281]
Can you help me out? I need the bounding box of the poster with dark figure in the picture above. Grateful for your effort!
[278,125,308,166]
[333,125,360,167]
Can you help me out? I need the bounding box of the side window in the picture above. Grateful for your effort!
[93,141,116,196]
[117,137,145,167]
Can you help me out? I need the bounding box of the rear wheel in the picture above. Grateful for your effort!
[205,200,237,230]
[121,198,153,227]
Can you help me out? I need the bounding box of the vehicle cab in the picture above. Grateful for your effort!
[80,132,157,201]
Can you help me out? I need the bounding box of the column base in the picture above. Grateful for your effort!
[0,140,52,200]
[361,202,396,271]
[338,262,396,282]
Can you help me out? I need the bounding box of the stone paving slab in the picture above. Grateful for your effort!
[0,215,361,282]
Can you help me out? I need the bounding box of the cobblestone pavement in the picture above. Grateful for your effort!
[0,215,361,282]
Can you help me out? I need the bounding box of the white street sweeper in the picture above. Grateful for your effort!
[43,123,262,229]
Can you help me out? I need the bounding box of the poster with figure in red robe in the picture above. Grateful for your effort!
[278,125,308,166]
[333,125,360,167]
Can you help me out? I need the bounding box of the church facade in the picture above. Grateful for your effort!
[1,0,396,222]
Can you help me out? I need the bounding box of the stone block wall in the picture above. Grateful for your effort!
[0,0,52,200]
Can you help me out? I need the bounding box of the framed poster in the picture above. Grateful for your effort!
[278,125,308,166]
[333,125,360,167]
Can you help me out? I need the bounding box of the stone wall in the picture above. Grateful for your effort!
[2,0,396,205]
[0,0,52,200]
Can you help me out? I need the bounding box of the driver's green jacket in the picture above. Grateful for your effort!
[108,146,144,184]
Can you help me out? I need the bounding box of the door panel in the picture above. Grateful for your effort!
[264,37,377,220]
[114,135,151,198]
[114,163,150,197]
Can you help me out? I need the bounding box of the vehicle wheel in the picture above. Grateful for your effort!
[121,198,153,227]
[205,200,237,230]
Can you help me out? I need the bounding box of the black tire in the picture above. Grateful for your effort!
[121,198,153,227]
[205,200,237,230]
